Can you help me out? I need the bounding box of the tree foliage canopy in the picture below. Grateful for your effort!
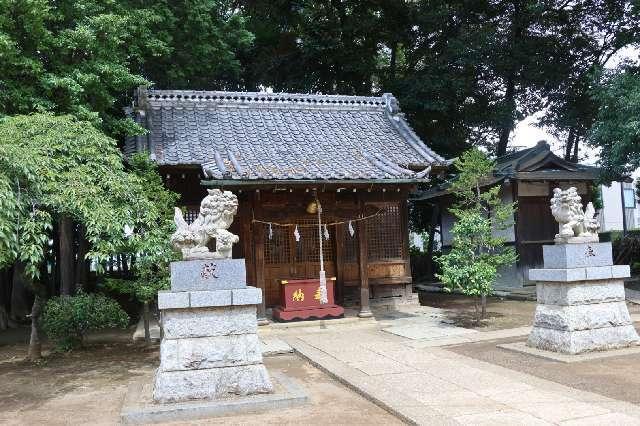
[589,68,640,181]
[0,0,252,138]
[0,113,176,278]
[240,0,640,158]
[2,1,639,158]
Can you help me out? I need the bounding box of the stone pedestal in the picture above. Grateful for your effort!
[154,259,273,403]
[528,242,639,354]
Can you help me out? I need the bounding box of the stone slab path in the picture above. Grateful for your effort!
[285,326,640,425]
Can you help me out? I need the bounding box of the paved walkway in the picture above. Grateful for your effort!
[133,302,640,424]
[284,324,640,425]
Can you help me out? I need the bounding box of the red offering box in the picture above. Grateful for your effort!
[272,277,344,321]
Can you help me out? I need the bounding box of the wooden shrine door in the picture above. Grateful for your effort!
[516,196,557,285]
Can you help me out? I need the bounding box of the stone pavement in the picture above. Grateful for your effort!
[284,324,640,425]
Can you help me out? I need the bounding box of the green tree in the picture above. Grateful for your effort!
[0,0,253,136]
[537,1,640,162]
[0,113,175,359]
[0,0,249,311]
[241,0,382,95]
[102,153,178,343]
[436,149,517,322]
[241,1,640,158]
[589,68,640,182]
[141,0,253,90]
[0,0,165,137]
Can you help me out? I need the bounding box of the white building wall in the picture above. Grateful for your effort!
[600,182,624,231]
[599,182,639,231]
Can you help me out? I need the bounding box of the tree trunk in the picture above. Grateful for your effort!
[481,294,487,320]
[74,224,89,291]
[474,297,480,324]
[0,305,8,330]
[27,293,43,361]
[564,127,575,161]
[496,75,516,156]
[121,254,129,276]
[496,0,525,157]
[58,216,75,296]
[389,43,397,81]
[10,262,31,321]
[571,135,580,163]
[0,267,11,330]
[143,301,151,344]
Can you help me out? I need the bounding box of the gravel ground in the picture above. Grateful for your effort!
[446,321,640,405]
[0,335,400,425]
[419,291,538,330]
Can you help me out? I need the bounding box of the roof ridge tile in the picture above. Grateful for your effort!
[142,89,387,109]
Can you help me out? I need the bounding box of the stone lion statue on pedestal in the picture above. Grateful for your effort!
[550,187,600,244]
[171,189,240,259]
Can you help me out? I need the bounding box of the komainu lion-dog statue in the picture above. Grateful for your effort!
[170,189,240,259]
[550,187,600,244]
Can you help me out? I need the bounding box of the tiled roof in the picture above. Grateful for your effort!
[495,141,598,178]
[126,89,447,182]
[412,141,599,201]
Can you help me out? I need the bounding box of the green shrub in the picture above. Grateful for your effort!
[42,292,129,350]
[103,275,169,304]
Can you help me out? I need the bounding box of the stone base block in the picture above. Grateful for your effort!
[170,259,247,291]
[543,242,612,269]
[536,280,625,306]
[122,372,307,424]
[532,301,632,331]
[162,306,256,339]
[499,341,640,363]
[153,364,273,403]
[529,265,630,282]
[160,334,262,372]
[527,324,640,354]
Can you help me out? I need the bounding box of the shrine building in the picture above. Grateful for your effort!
[415,141,599,290]
[126,89,447,320]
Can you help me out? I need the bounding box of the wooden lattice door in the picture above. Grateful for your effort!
[291,218,336,279]
[263,218,336,306]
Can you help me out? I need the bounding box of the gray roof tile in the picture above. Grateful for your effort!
[127,89,447,181]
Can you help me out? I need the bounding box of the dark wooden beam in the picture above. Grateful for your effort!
[357,197,372,318]
[252,192,268,324]
[58,216,74,296]
[334,223,345,305]
[241,194,255,292]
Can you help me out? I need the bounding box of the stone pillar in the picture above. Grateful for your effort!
[528,242,639,354]
[153,259,273,403]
